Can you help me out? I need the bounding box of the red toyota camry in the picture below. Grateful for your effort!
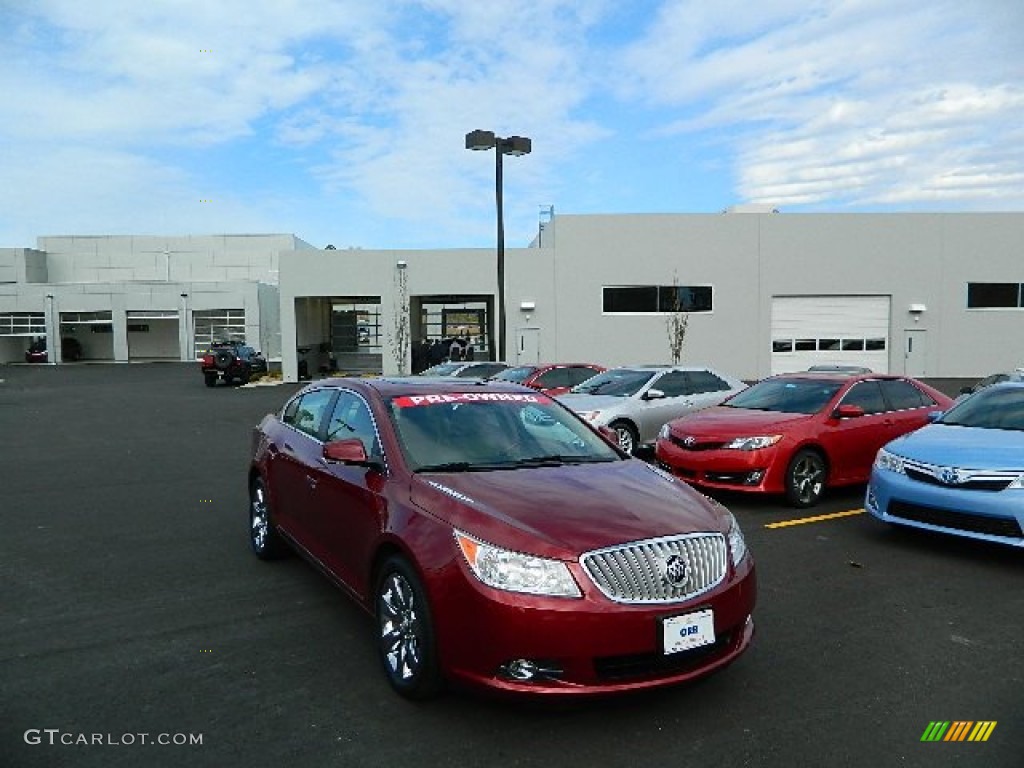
[248,377,756,699]
[655,372,954,508]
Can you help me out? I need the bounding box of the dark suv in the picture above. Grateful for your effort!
[200,341,268,387]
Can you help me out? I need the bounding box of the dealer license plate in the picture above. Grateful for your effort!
[662,609,715,655]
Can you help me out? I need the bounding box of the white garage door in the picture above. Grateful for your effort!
[771,296,890,375]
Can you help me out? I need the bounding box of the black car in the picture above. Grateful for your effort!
[200,341,268,386]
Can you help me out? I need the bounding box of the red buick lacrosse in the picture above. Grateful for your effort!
[248,377,756,698]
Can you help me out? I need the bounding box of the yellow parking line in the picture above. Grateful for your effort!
[765,508,864,529]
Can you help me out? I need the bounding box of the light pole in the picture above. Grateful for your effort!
[465,129,532,362]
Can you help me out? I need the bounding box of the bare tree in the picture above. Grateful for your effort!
[665,272,689,365]
[390,264,410,375]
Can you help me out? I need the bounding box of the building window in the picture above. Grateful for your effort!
[967,282,1023,308]
[602,285,713,314]
[772,337,886,355]
[194,309,246,357]
[0,312,45,335]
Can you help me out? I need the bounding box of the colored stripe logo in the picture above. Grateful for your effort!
[921,721,997,742]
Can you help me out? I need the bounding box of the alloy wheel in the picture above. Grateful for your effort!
[378,572,423,683]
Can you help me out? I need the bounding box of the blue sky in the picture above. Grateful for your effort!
[2,0,1022,250]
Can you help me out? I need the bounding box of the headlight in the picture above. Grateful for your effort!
[724,435,782,451]
[454,531,581,598]
[658,424,671,440]
[725,511,748,567]
[874,448,905,474]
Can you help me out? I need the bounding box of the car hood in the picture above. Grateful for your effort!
[555,393,631,412]
[885,423,1024,470]
[409,460,726,559]
[665,406,812,438]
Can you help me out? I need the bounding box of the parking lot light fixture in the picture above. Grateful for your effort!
[465,130,532,362]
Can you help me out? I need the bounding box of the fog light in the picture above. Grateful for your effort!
[745,470,765,485]
[866,486,878,512]
[499,659,563,682]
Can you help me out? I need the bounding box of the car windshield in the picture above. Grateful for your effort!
[489,366,536,384]
[419,363,462,376]
[940,386,1024,431]
[724,378,845,414]
[387,393,622,471]
[569,369,655,397]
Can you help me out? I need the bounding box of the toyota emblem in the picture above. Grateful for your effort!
[683,436,697,448]
[663,554,690,587]
[939,467,964,485]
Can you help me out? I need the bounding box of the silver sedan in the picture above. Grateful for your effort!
[557,365,747,454]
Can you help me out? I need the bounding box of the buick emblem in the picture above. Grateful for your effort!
[663,554,690,587]
[683,436,697,448]
[939,467,964,485]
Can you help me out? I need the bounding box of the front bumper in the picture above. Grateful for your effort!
[655,439,787,495]
[866,469,1024,547]
[431,554,757,696]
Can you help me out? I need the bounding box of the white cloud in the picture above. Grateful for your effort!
[0,0,1020,249]
[616,0,1024,209]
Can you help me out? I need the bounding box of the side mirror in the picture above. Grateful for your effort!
[834,404,865,419]
[323,439,383,469]
[643,388,666,401]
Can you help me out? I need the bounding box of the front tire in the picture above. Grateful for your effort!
[249,478,286,559]
[785,449,826,508]
[375,556,443,699]
[609,420,639,455]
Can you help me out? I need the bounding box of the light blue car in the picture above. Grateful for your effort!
[866,382,1024,547]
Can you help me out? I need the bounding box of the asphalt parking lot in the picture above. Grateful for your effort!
[2,364,1021,768]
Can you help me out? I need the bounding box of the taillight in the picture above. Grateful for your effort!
[202,354,214,366]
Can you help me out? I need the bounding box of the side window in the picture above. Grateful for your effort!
[840,381,887,414]
[534,368,572,389]
[326,391,381,456]
[653,371,689,397]
[287,389,336,438]
[568,366,601,387]
[282,396,301,425]
[688,370,730,393]
[880,379,934,410]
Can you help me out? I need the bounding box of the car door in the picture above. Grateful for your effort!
[880,378,942,439]
[265,388,337,546]
[636,370,694,444]
[823,380,894,483]
[306,390,388,597]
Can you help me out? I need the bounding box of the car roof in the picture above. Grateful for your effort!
[768,372,901,382]
[309,376,538,398]
[611,364,720,372]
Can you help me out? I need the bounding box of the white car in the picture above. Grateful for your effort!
[557,365,747,454]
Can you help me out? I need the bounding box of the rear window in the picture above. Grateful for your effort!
[491,366,535,383]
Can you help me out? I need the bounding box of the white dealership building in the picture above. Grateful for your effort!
[2,211,1022,382]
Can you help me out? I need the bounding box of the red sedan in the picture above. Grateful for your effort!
[249,377,755,698]
[488,362,606,396]
[655,373,954,508]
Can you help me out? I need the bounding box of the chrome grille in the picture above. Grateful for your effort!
[903,459,1021,492]
[581,534,728,604]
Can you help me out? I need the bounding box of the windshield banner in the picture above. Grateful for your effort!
[393,393,547,408]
